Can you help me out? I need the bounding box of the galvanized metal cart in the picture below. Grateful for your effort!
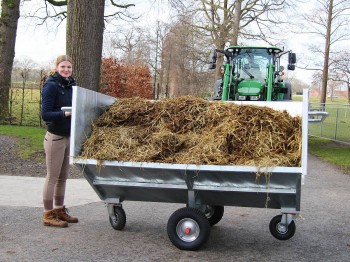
[69,86,309,250]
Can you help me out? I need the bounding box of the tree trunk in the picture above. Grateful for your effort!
[0,0,20,122]
[232,0,242,45]
[320,0,333,106]
[214,38,225,79]
[66,0,105,91]
[215,0,229,79]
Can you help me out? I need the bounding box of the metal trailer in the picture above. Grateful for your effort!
[69,86,309,250]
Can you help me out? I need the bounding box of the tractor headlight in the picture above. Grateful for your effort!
[250,96,260,101]
[238,96,246,100]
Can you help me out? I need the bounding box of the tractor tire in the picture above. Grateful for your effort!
[284,82,292,100]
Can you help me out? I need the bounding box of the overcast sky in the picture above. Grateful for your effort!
[15,17,66,66]
[13,0,315,84]
[14,0,168,66]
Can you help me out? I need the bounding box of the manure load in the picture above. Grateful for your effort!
[69,86,309,251]
[80,96,302,167]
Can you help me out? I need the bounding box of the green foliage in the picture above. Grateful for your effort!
[308,137,350,174]
[0,125,46,160]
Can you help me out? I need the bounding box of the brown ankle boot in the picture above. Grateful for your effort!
[43,210,68,228]
[54,206,79,223]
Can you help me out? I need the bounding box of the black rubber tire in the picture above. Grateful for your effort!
[283,82,292,100]
[167,207,211,250]
[109,206,126,230]
[269,215,296,240]
[204,205,224,226]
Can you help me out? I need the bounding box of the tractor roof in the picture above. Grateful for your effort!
[227,46,284,53]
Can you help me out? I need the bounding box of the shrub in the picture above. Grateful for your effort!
[100,58,153,99]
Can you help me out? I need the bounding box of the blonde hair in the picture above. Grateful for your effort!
[55,55,73,67]
[49,55,73,75]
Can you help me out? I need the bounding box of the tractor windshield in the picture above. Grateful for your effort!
[234,49,272,83]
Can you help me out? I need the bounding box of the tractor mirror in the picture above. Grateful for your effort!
[289,53,296,64]
[287,64,295,70]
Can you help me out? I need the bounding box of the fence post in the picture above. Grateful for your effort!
[334,106,339,140]
[320,103,324,137]
[9,85,13,125]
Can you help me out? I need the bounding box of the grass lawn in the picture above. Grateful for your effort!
[0,125,46,160]
[308,136,350,174]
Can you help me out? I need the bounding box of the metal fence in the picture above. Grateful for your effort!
[309,103,350,144]
[8,84,43,127]
[5,84,350,145]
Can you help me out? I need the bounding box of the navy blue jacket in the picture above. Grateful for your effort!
[41,72,76,136]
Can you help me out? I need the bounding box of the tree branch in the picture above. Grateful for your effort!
[110,0,135,8]
[45,0,67,7]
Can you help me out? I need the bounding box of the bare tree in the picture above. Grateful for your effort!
[104,23,165,99]
[286,77,310,95]
[301,0,350,105]
[15,57,36,125]
[330,52,350,102]
[107,27,152,64]
[160,16,215,97]
[26,0,136,91]
[189,0,291,77]
[151,22,173,99]
[0,0,20,122]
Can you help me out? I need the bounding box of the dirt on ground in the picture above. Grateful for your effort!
[0,135,82,178]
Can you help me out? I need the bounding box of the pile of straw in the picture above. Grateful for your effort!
[80,96,302,167]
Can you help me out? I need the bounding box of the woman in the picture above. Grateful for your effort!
[41,55,78,227]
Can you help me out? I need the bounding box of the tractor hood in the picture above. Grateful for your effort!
[237,79,263,95]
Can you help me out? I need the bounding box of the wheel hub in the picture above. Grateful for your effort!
[204,205,215,219]
[276,223,288,234]
[176,218,200,242]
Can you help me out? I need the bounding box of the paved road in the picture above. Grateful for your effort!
[0,155,349,261]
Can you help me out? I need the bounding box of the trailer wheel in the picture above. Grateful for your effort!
[204,205,224,226]
[109,206,126,230]
[167,207,210,250]
[269,215,296,240]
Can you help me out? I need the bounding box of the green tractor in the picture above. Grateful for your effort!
[209,45,296,101]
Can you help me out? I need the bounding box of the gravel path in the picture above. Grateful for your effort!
[0,135,82,178]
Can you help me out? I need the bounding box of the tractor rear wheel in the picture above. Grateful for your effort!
[284,82,292,100]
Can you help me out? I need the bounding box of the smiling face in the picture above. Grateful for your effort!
[56,61,73,78]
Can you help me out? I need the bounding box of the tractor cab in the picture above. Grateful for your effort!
[209,46,296,101]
